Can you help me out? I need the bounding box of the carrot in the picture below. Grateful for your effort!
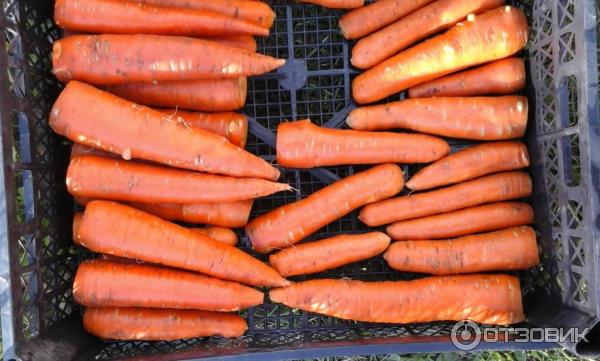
[406,141,530,191]
[246,164,404,253]
[51,82,279,180]
[296,0,364,9]
[190,227,238,246]
[351,0,505,69]
[409,58,526,98]
[52,35,285,84]
[54,0,269,37]
[133,0,276,28]
[269,232,390,277]
[83,307,247,340]
[66,156,290,203]
[202,35,257,52]
[338,0,437,40]
[346,96,528,140]
[109,77,247,112]
[73,259,264,310]
[76,200,289,287]
[352,6,529,103]
[386,202,534,241]
[383,226,539,275]
[269,275,524,324]
[70,143,114,159]
[360,171,532,226]
[276,119,449,168]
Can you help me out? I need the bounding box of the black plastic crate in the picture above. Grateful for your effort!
[0,0,599,360]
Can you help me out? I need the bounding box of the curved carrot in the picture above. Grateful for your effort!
[269,275,524,324]
[55,0,269,37]
[74,259,264,310]
[409,58,526,98]
[346,96,528,140]
[406,142,530,191]
[52,35,285,84]
[352,6,529,103]
[84,307,247,340]
[109,77,247,113]
[296,0,364,9]
[202,35,257,52]
[339,0,436,40]
[51,82,279,180]
[384,226,539,275]
[190,227,238,246]
[386,202,534,241]
[351,0,505,69]
[246,164,404,253]
[360,171,532,226]
[276,119,449,168]
[269,232,390,277]
[76,201,289,287]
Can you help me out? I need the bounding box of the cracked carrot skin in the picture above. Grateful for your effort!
[269,275,525,324]
[52,35,285,84]
[246,164,404,254]
[360,171,532,226]
[190,227,238,246]
[296,0,364,9]
[386,202,534,241]
[51,82,279,180]
[84,307,248,340]
[352,6,529,103]
[384,226,539,275]
[76,201,289,287]
[406,141,530,191]
[269,232,391,277]
[346,96,528,140]
[276,119,450,168]
[74,259,264,311]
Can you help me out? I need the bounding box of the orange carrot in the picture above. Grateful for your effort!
[352,6,529,103]
[246,164,404,253]
[406,141,530,191]
[338,0,436,40]
[409,58,526,98]
[108,77,247,112]
[75,201,288,287]
[296,0,364,9]
[51,82,279,180]
[70,143,114,159]
[52,35,285,84]
[386,202,534,241]
[202,35,257,52]
[269,275,524,324]
[384,226,539,275]
[360,171,532,226]
[346,96,528,140]
[84,307,247,340]
[269,232,390,277]
[351,0,505,69]
[73,259,264,310]
[190,227,238,246]
[276,119,449,168]
[66,156,289,203]
[54,0,269,37]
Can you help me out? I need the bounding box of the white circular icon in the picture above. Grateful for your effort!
[451,320,481,351]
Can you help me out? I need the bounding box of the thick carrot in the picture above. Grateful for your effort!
[76,201,288,287]
[74,259,264,310]
[386,202,534,241]
[296,0,364,9]
[406,141,530,191]
[54,0,268,37]
[360,171,532,226]
[202,35,257,52]
[338,0,436,40]
[346,96,528,140]
[351,0,505,69]
[269,275,524,324]
[352,6,529,103]
[269,232,390,277]
[409,58,526,98]
[276,119,449,168]
[190,227,238,246]
[133,0,276,28]
[52,35,285,84]
[51,82,279,180]
[384,226,539,275]
[66,156,289,203]
[246,164,404,253]
[84,307,247,340]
